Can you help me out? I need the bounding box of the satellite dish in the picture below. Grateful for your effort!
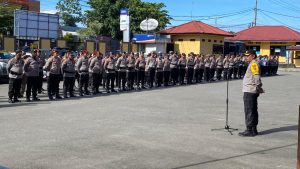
[140,18,159,31]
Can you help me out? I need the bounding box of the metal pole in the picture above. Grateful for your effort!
[253,0,258,27]
[297,105,300,169]
[225,78,229,128]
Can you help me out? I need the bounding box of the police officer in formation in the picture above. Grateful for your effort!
[136,53,146,89]
[7,48,279,103]
[186,53,195,84]
[44,48,62,100]
[7,50,24,103]
[61,51,76,98]
[24,48,40,102]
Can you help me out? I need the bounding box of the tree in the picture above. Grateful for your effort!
[0,4,20,36]
[77,20,102,39]
[86,0,171,40]
[56,0,82,27]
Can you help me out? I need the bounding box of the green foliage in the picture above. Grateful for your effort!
[63,33,74,42]
[0,4,20,35]
[77,20,102,39]
[86,0,171,40]
[56,0,82,27]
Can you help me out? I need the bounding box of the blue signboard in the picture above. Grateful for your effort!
[132,34,155,43]
[120,8,129,15]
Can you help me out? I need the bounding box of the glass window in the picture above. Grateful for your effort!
[270,46,286,56]
[213,45,223,54]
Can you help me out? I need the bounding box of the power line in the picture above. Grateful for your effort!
[170,8,252,18]
[259,10,300,31]
[259,9,300,19]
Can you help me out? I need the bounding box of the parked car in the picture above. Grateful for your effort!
[0,61,8,81]
[0,52,13,63]
[0,52,13,81]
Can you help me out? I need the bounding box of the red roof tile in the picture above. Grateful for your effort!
[226,26,300,41]
[157,20,233,36]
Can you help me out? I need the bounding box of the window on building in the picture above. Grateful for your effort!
[190,39,195,41]
[208,39,211,42]
[214,40,217,43]
[246,46,261,54]
[220,40,223,43]
[202,39,205,42]
[270,46,286,56]
[178,39,183,41]
[213,44,224,54]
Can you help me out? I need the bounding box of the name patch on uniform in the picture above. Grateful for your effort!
[250,63,259,75]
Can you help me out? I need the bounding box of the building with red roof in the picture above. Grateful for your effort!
[157,20,233,54]
[226,26,300,65]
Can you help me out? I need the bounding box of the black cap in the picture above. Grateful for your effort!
[15,49,22,54]
[244,50,256,56]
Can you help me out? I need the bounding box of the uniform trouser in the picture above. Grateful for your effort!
[26,76,38,99]
[204,67,210,81]
[63,77,75,96]
[223,68,229,80]
[238,66,243,78]
[179,68,185,84]
[170,68,178,85]
[99,73,103,85]
[210,68,215,81]
[187,67,194,84]
[163,71,170,86]
[115,71,119,87]
[243,92,259,128]
[156,71,163,87]
[75,72,80,87]
[38,71,43,92]
[199,69,204,82]
[275,66,278,75]
[216,68,223,80]
[79,73,89,94]
[118,71,126,90]
[91,73,100,93]
[127,71,135,89]
[137,70,145,88]
[106,72,115,90]
[47,74,60,97]
[233,67,238,79]
[102,72,107,88]
[8,78,22,100]
[20,74,27,95]
[242,66,247,77]
[148,68,155,87]
[228,68,233,79]
[194,69,200,83]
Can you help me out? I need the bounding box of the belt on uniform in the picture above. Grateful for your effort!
[10,71,22,76]
[64,70,75,73]
[79,70,88,73]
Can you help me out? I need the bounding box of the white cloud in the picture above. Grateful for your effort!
[41,9,57,14]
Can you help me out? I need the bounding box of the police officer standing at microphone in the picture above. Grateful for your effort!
[239,50,264,137]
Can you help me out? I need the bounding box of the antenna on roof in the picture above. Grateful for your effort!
[253,0,258,27]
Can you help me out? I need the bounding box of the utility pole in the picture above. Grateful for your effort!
[253,0,258,27]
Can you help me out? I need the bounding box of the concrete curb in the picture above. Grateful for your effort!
[278,68,300,72]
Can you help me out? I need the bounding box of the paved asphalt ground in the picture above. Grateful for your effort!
[0,71,298,169]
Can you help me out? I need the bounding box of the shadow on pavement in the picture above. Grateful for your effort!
[0,101,50,108]
[259,125,298,135]
[0,166,10,169]
[171,143,296,169]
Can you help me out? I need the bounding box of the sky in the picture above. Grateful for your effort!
[41,0,300,32]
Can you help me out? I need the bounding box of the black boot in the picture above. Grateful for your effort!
[238,127,255,137]
[252,126,258,136]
